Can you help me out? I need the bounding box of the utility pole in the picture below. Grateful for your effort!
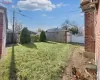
[12,9,15,43]
[12,9,15,54]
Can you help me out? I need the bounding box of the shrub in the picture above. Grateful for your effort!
[31,35,40,42]
[20,27,31,44]
[40,31,46,42]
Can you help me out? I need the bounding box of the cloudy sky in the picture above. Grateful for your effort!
[0,0,84,31]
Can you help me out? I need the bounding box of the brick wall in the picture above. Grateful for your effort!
[85,11,95,53]
[95,0,100,79]
[0,13,3,58]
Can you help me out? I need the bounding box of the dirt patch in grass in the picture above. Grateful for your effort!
[62,45,96,80]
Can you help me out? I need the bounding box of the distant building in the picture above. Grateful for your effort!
[6,29,19,44]
[46,28,70,43]
[29,30,37,36]
[46,26,84,43]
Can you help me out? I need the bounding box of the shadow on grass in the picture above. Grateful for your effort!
[9,44,17,80]
[69,42,84,46]
[6,43,19,47]
[9,45,28,80]
[19,75,28,80]
[45,41,57,44]
[22,43,37,49]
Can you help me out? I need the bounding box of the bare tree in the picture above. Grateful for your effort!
[62,20,72,30]
[14,21,23,33]
[14,20,23,43]
[61,20,80,35]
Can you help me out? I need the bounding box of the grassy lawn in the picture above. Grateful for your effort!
[0,42,72,80]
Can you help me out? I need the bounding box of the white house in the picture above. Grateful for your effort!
[46,28,71,43]
[46,27,84,43]
[0,6,8,58]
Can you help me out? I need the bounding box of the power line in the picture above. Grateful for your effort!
[7,8,33,20]
[6,7,81,20]
[0,3,32,19]
[67,10,81,13]
[15,11,33,19]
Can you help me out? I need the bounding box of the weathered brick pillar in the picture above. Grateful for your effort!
[85,11,95,53]
[0,13,3,58]
[95,0,100,79]
[80,0,98,53]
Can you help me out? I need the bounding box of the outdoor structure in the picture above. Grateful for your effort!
[0,6,8,58]
[80,0,100,79]
[81,0,97,53]
[71,35,84,43]
[46,28,71,43]
[6,29,19,44]
[6,29,37,44]
[46,28,84,43]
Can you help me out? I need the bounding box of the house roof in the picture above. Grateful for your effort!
[46,28,59,32]
[46,27,69,32]
[0,6,8,29]
[29,30,37,34]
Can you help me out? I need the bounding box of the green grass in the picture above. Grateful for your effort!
[0,42,72,80]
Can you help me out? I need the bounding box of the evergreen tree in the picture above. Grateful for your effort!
[20,27,31,44]
[40,31,46,42]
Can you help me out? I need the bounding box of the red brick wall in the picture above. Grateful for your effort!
[95,0,100,79]
[0,13,3,58]
[85,11,95,53]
